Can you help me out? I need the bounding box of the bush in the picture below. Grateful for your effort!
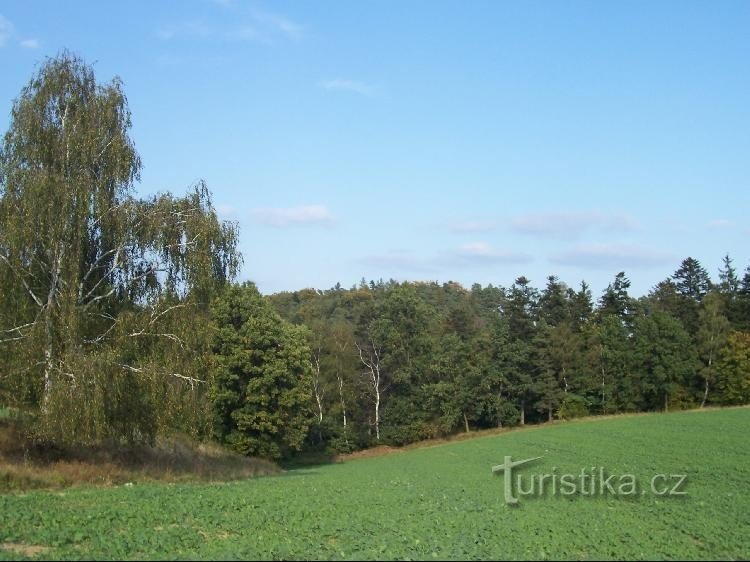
[557,394,590,420]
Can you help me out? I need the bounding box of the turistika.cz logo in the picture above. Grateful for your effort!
[492,456,688,505]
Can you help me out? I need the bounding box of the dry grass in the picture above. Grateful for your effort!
[0,420,280,493]
[0,542,52,557]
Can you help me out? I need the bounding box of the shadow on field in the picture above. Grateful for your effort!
[275,469,322,478]
[279,449,338,470]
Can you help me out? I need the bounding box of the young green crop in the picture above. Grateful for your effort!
[1,407,748,560]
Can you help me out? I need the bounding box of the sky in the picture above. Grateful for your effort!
[1,1,748,297]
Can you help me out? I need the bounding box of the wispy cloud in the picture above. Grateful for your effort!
[159,8,303,44]
[0,15,14,47]
[225,25,263,42]
[251,204,335,228]
[0,15,40,49]
[359,243,531,274]
[550,244,672,269]
[359,251,436,274]
[320,79,375,97]
[215,204,237,219]
[19,38,40,49]
[250,9,304,40]
[706,218,734,230]
[157,20,266,44]
[448,242,532,265]
[448,220,498,234]
[510,211,639,238]
[157,21,214,41]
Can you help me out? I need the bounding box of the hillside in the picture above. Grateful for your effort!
[1,407,748,560]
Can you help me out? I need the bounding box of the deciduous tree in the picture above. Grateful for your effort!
[210,283,313,459]
[0,52,239,442]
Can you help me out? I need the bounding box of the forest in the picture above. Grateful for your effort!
[1,52,749,462]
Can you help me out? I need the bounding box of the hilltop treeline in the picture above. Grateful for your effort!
[269,259,750,452]
[1,52,748,462]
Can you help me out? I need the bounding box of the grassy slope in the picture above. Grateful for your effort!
[1,407,749,560]
[0,423,279,493]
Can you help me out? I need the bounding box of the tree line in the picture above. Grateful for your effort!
[1,52,748,461]
[269,257,750,453]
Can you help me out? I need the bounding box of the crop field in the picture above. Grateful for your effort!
[1,407,748,560]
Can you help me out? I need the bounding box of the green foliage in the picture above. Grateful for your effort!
[589,314,635,413]
[633,310,697,411]
[598,272,635,322]
[210,283,313,459]
[672,257,712,302]
[715,332,750,405]
[557,393,590,419]
[0,51,239,445]
[695,291,731,406]
[668,257,713,333]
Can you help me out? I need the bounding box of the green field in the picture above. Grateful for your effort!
[1,408,749,560]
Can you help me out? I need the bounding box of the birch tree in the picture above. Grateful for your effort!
[0,51,239,443]
[356,335,386,442]
[696,292,730,407]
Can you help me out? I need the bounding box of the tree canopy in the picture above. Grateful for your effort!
[0,51,239,443]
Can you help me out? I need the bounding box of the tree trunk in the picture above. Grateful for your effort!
[520,400,525,426]
[315,392,323,424]
[548,408,553,422]
[701,347,714,408]
[374,386,380,441]
[664,392,669,412]
[338,377,347,428]
[463,412,470,433]
[42,248,64,408]
[43,316,53,408]
[701,379,709,409]
[600,346,607,415]
[356,341,382,442]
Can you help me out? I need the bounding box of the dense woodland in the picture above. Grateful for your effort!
[1,53,749,461]
[268,259,750,453]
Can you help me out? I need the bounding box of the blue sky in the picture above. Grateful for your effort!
[1,1,748,297]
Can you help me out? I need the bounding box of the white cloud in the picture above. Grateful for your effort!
[359,242,531,274]
[448,220,497,234]
[19,38,39,49]
[0,15,15,46]
[510,211,639,238]
[706,219,734,230]
[0,15,39,49]
[251,204,335,228]
[157,21,214,41]
[163,7,303,43]
[451,242,532,265]
[359,251,436,274]
[321,79,375,97]
[156,10,303,44]
[251,10,303,39]
[550,244,672,269]
[215,204,237,219]
[226,25,261,42]
[460,242,500,257]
